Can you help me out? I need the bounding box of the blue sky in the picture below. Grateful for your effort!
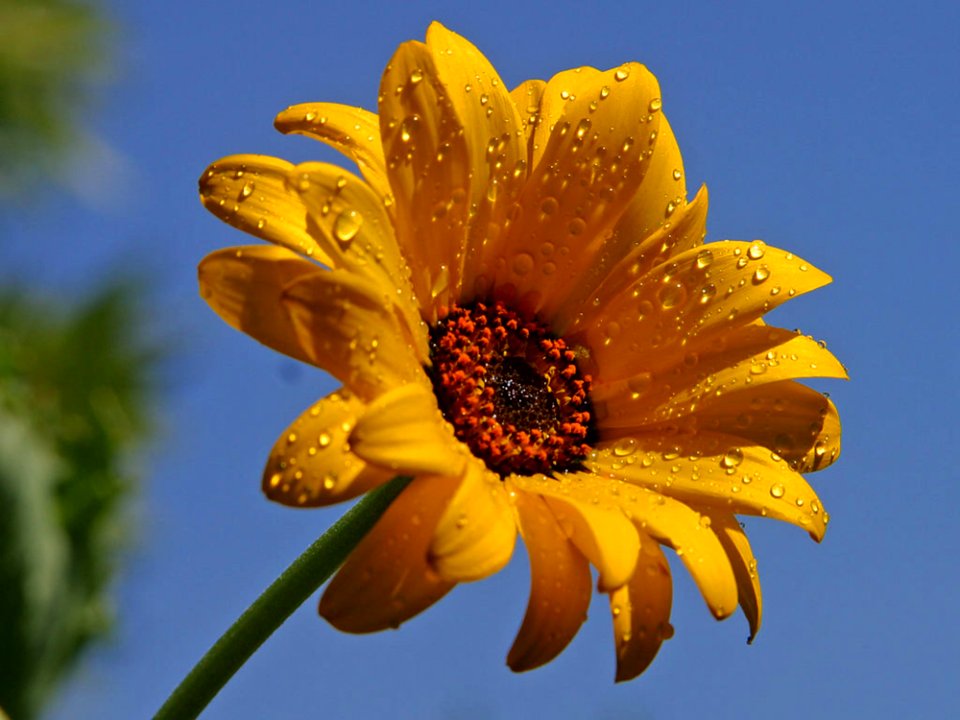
[4,0,957,717]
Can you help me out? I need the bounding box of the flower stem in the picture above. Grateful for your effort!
[154,475,413,720]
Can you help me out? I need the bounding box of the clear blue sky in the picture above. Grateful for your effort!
[3,0,957,717]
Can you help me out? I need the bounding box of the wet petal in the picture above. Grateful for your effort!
[429,459,517,582]
[285,161,426,352]
[558,184,708,334]
[274,102,391,202]
[319,475,459,632]
[427,23,529,309]
[378,37,470,314]
[198,244,318,365]
[509,472,639,591]
[552,118,696,331]
[682,380,842,473]
[261,388,392,507]
[609,528,673,682]
[491,63,664,316]
[593,323,846,428]
[510,78,546,156]
[199,154,333,265]
[349,383,467,477]
[507,491,592,672]
[589,432,830,541]
[579,242,832,381]
[701,511,762,642]
[282,269,425,399]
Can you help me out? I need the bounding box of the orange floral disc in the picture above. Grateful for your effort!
[428,300,595,476]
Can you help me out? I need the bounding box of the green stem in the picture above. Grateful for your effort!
[154,475,412,720]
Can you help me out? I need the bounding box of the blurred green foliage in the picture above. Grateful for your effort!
[0,285,156,719]
[0,0,109,194]
[0,1,155,718]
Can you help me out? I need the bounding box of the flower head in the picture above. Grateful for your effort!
[198,23,844,681]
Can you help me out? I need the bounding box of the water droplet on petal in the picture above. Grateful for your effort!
[333,209,363,244]
[747,242,765,260]
[648,98,662,112]
[696,249,714,269]
[614,67,631,82]
[770,483,785,499]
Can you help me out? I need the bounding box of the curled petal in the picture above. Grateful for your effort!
[261,388,391,507]
[349,383,466,477]
[429,459,517,582]
[507,492,592,672]
[700,511,762,642]
[198,244,319,365]
[589,433,830,541]
[610,528,673,682]
[509,472,639,591]
[199,154,333,265]
[282,270,426,399]
[274,102,391,202]
[320,475,459,632]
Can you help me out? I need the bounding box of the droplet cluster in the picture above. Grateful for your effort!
[428,301,595,476]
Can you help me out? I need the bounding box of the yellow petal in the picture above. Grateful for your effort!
[198,244,319,365]
[610,528,673,682]
[284,161,426,355]
[377,37,470,315]
[580,244,834,381]
[507,491,592,672]
[199,154,333,265]
[490,63,663,317]
[274,102,392,203]
[281,269,425,399]
[682,380,842,473]
[261,388,392,507]
[551,117,694,331]
[701,510,762,642]
[508,472,639,591]
[557,184,708,334]
[429,458,517,582]
[593,324,846,429]
[319,475,458,632]
[588,433,830,541]
[426,23,529,311]
[349,383,467,477]
[510,78,546,156]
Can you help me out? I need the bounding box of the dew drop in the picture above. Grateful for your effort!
[720,448,744,469]
[752,264,770,284]
[409,68,424,85]
[648,97,662,112]
[512,252,535,275]
[672,168,682,181]
[747,242,765,260]
[614,67,631,82]
[770,483,785,499]
[699,283,716,304]
[318,432,332,448]
[614,438,638,457]
[540,196,559,215]
[333,209,363,243]
[657,281,686,309]
[240,181,255,199]
[696,249,714,269]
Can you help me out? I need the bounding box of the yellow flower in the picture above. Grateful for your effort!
[197,23,844,681]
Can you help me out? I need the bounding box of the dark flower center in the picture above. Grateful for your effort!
[427,300,595,477]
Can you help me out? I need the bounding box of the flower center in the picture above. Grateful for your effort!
[427,300,595,477]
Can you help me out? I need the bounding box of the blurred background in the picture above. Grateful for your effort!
[1,0,957,718]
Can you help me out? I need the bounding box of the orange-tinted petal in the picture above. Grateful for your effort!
[198,244,318,365]
[426,23,529,309]
[610,527,673,682]
[510,78,546,157]
[274,102,391,202]
[319,475,459,632]
[589,433,830,541]
[199,154,333,265]
[262,388,392,507]
[281,269,425,399]
[507,491,592,672]
[593,324,846,429]
[701,511,762,642]
[348,383,466,477]
[490,63,663,316]
[377,38,469,314]
[685,380,842,473]
[579,242,832,381]
[429,459,517,582]
[508,471,639,591]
